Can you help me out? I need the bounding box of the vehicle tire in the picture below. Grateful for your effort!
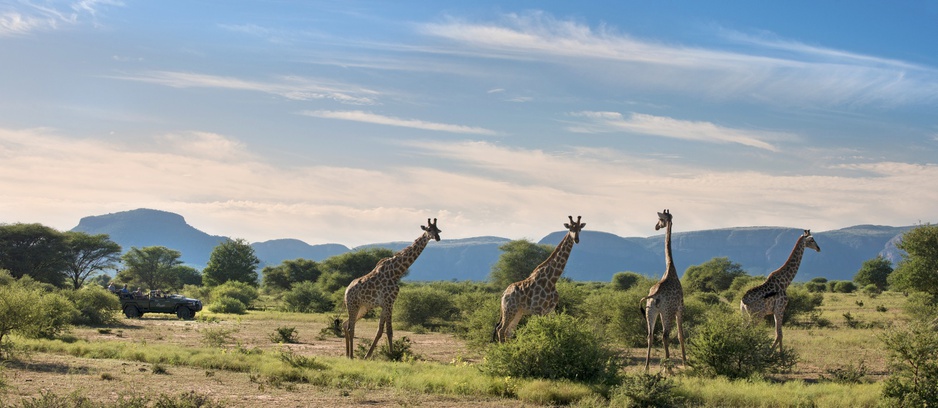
[176,307,193,320]
[124,306,140,319]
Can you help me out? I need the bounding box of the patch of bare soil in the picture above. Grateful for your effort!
[1,314,512,407]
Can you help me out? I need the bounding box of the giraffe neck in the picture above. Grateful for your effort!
[767,234,806,289]
[661,220,678,281]
[533,231,576,285]
[387,232,432,280]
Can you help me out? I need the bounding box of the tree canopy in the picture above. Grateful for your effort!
[683,257,748,295]
[854,256,893,291]
[262,258,322,291]
[61,231,122,289]
[888,224,938,301]
[0,223,68,286]
[488,239,553,289]
[316,248,394,293]
[117,246,184,291]
[202,238,260,287]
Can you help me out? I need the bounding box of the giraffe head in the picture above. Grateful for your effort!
[803,230,821,252]
[563,215,586,244]
[655,209,672,231]
[421,218,442,241]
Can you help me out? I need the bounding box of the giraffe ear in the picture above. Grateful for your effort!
[421,225,428,231]
[563,223,571,229]
[580,223,586,229]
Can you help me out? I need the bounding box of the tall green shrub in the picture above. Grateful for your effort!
[484,313,621,385]
[687,311,797,379]
[67,285,119,326]
[880,322,938,406]
[282,281,333,313]
[394,285,457,329]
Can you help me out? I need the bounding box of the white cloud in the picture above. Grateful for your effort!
[301,110,499,135]
[0,0,120,36]
[418,12,938,108]
[1,128,934,248]
[112,71,379,105]
[567,111,787,151]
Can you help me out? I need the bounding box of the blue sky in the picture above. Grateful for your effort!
[1,1,937,246]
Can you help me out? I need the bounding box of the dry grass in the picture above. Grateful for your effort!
[0,291,913,407]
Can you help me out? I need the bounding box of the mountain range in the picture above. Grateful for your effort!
[70,208,915,283]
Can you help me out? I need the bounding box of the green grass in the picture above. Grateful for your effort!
[4,291,917,406]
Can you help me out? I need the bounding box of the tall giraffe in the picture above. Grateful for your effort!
[639,209,686,371]
[740,229,820,350]
[343,218,441,359]
[493,216,585,342]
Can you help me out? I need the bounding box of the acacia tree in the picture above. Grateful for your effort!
[61,232,122,289]
[316,248,393,293]
[262,258,322,291]
[683,257,748,295]
[488,239,553,289]
[888,224,938,301]
[202,238,260,287]
[854,256,893,291]
[117,246,184,291]
[0,223,68,286]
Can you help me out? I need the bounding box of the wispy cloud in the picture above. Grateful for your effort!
[301,110,499,135]
[418,12,938,108]
[111,71,379,105]
[567,111,787,151]
[0,0,120,36]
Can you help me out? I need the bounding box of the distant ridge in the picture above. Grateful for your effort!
[70,208,918,282]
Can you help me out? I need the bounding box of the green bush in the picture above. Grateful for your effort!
[861,284,881,297]
[903,292,938,323]
[483,313,621,385]
[207,296,247,314]
[269,326,299,343]
[782,285,823,324]
[281,281,333,313]
[804,281,827,293]
[580,287,647,347]
[687,311,797,379]
[22,291,79,339]
[611,272,643,291]
[610,372,686,408]
[394,285,457,329]
[209,281,258,308]
[832,281,858,293]
[67,285,120,326]
[880,322,938,406]
[452,290,501,350]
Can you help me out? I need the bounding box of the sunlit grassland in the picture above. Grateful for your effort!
[5,291,913,406]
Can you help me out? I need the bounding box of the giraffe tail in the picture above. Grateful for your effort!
[638,295,652,322]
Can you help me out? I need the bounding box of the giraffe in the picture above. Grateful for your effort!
[740,229,820,350]
[342,218,441,359]
[639,209,686,372]
[492,216,585,343]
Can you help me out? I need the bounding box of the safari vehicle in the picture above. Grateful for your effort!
[119,290,202,319]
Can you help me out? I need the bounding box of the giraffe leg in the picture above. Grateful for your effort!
[364,308,389,359]
[771,313,783,350]
[644,302,659,372]
[675,310,687,368]
[344,308,357,359]
[662,322,672,373]
[385,308,394,355]
[500,311,524,342]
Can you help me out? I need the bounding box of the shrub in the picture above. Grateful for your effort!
[687,311,797,379]
[861,284,881,297]
[612,272,643,291]
[580,287,647,347]
[610,372,685,408]
[880,322,938,406]
[804,281,827,293]
[269,326,299,343]
[207,296,247,314]
[782,285,823,324]
[394,285,457,329]
[281,281,333,313]
[483,313,621,385]
[209,281,258,308]
[832,281,858,293]
[902,291,938,323]
[22,291,79,339]
[452,290,501,350]
[67,285,120,326]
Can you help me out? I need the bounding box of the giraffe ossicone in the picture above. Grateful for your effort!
[493,215,585,343]
[740,229,820,350]
[342,218,441,359]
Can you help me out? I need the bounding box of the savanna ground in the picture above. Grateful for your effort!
[0,291,905,407]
